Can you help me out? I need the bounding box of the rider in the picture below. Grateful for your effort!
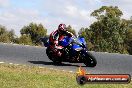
[49,23,74,56]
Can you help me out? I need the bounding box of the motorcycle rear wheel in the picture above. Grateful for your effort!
[46,47,62,64]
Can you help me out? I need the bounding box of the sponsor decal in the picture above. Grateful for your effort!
[76,66,131,85]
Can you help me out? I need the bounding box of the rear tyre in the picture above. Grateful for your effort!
[46,47,62,64]
[83,52,97,67]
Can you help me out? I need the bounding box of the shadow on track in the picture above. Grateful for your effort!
[28,61,85,67]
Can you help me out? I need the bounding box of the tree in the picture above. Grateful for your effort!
[18,34,32,45]
[124,17,132,54]
[20,23,47,45]
[126,29,132,54]
[8,29,16,43]
[90,6,128,53]
[78,27,86,37]
[78,6,128,54]
[67,25,76,36]
[91,6,123,20]
[0,25,16,43]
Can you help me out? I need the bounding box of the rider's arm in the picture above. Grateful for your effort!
[65,30,74,37]
[49,30,58,45]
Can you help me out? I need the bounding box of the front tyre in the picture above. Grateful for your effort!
[83,52,97,67]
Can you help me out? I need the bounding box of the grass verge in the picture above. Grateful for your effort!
[0,63,131,88]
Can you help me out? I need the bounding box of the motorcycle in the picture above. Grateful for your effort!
[41,35,97,67]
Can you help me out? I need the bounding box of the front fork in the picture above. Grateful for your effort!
[80,48,89,60]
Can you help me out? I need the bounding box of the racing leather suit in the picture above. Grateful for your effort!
[49,29,74,56]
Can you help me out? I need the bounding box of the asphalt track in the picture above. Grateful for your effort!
[0,43,132,75]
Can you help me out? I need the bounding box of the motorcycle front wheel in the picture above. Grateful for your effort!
[82,51,97,67]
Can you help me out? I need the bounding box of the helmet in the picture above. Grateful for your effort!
[58,24,67,32]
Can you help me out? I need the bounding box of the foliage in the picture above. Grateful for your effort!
[79,6,129,54]
[18,34,33,45]
[0,25,16,43]
[124,18,132,54]
[20,23,47,45]
[67,25,76,36]
[91,6,123,20]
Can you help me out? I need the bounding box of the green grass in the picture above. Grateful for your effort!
[0,63,132,88]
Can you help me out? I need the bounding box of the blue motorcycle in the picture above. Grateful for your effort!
[41,35,97,67]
